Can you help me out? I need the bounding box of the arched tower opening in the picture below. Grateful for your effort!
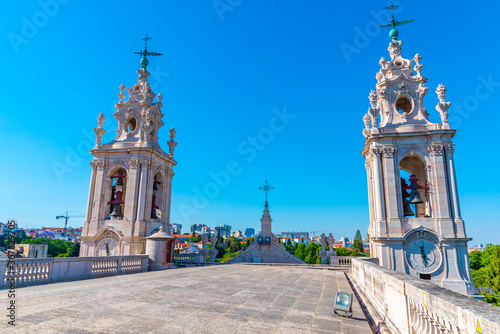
[400,155,429,218]
[151,171,163,221]
[107,168,128,220]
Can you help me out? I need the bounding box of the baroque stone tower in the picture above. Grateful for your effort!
[361,32,474,295]
[80,43,177,257]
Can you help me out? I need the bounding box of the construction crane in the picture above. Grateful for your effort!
[56,211,85,236]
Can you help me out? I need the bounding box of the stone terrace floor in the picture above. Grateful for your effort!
[2,264,372,334]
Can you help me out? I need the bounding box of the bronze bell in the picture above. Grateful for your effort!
[403,199,414,216]
[151,207,158,219]
[115,175,124,186]
[110,204,123,218]
[409,186,424,204]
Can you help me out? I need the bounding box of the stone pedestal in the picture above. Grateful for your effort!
[145,227,175,270]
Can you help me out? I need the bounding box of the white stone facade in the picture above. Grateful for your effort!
[80,65,176,258]
[361,39,474,295]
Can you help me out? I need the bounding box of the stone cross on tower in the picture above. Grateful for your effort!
[259,180,275,208]
[380,1,415,42]
[259,180,274,237]
[134,34,163,69]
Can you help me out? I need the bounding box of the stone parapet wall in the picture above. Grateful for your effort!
[0,255,149,289]
[351,258,500,334]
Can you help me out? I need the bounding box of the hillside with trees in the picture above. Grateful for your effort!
[470,244,500,306]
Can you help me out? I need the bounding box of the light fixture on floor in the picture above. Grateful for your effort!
[333,291,353,317]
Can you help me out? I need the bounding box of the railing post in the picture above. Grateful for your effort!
[117,257,122,274]
[0,261,6,289]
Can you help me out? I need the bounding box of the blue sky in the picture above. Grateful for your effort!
[1,1,499,245]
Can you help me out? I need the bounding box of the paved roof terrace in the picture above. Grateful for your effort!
[3,264,371,334]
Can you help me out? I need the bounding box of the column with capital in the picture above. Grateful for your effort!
[83,161,98,236]
[162,167,174,234]
[382,147,402,237]
[371,148,387,235]
[428,144,454,237]
[123,158,140,234]
[365,158,376,252]
[143,162,157,236]
[445,144,465,237]
[91,161,108,225]
[135,160,151,238]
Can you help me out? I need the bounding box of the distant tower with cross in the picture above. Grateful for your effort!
[80,35,177,259]
[259,180,274,237]
[361,5,474,295]
[227,181,305,264]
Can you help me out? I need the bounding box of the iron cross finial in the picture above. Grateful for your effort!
[134,34,163,69]
[259,180,275,207]
[142,34,152,48]
[380,1,415,42]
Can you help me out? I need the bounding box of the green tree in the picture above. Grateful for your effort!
[352,230,363,253]
[336,247,362,257]
[469,250,482,270]
[188,233,202,242]
[295,243,306,260]
[304,242,320,264]
[470,244,500,307]
[286,238,291,246]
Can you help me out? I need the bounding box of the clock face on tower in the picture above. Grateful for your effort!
[404,231,442,274]
[96,238,119,256]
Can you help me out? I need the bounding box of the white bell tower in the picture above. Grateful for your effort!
[361,19,474,295]
[80,37,177,257]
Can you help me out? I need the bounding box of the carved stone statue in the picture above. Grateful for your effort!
[167,127,177,157]
[140,107,155,144]
[94,113,106,149]
[328,233,336,257]
[435,84,451,129]
[209,234,217,263]
[320,233,327,251]
[367,91,380,129]
[118,84,126,103]
[319,233,328,264]
[201,233,208,251]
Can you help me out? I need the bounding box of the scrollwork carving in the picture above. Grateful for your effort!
[371,148,383,157]
[427,144,444,156]
[129,158,140,168]
[92,160,108,170]
[383,147,396,158]
[444,144,455,155]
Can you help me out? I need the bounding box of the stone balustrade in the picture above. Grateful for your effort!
[0,255,149,289]
[330,256,355,266]
[351,257,500,334]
